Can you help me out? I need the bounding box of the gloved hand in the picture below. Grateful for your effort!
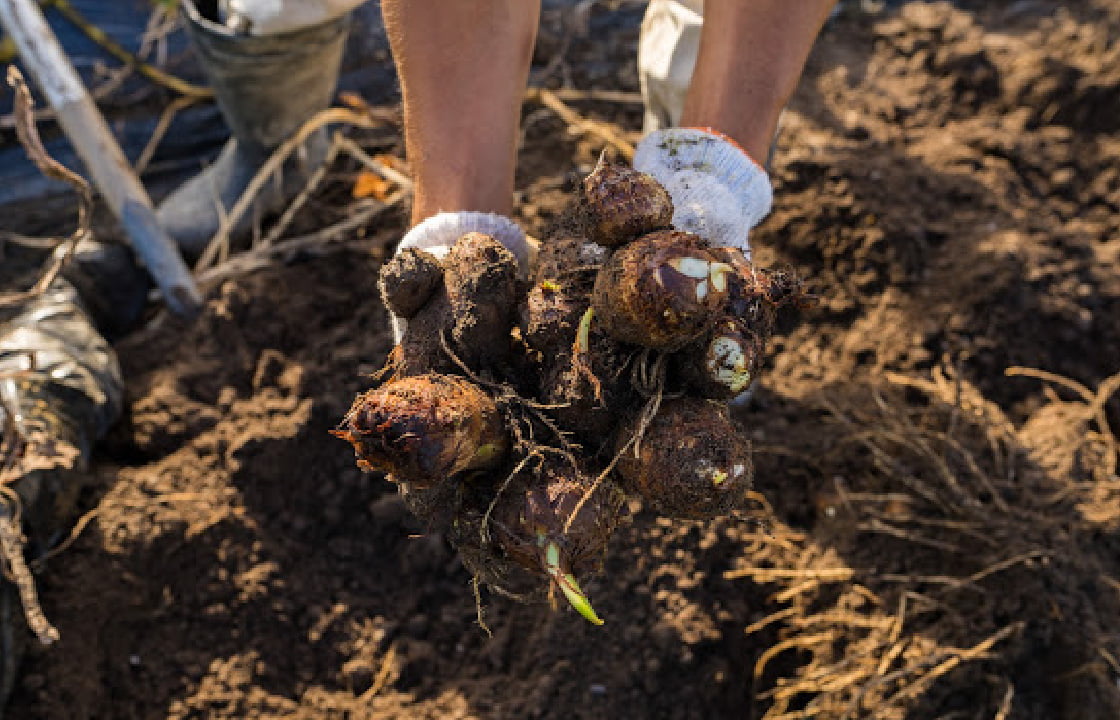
[386,211,532,344]
[632,127,772,257]
[634,127,773,407]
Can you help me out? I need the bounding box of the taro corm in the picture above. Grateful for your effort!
[336,157,809,625]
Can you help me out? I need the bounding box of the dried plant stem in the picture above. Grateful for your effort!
[334,135,414,190]
[358,642,398,701]
[725,566,855,582]
[259,136,344,248]
[525,87,636,159]
[0,67,91,310]
[193,197,400,287]
[754,631,837,682]
[134,94,202,175]
[42,0,213,99]
[545,88,644,105]
[745,607,799,636]
[887,622,1022,704]
[994,682,1015,720]
[0,493,59,645]
[29,506,100,570]
[481,452,538,544]
[195,107,384,272]
[471,577,492,637]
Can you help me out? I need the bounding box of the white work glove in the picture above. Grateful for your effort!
[633,127,772,256]
[388,211,531,344]
[220,0,366,35]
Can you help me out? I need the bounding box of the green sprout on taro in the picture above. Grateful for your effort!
[492,470,620,627]
[542,536,603,626]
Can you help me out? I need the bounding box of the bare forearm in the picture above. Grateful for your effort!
[681,0,837,162]
[382,0,540,223]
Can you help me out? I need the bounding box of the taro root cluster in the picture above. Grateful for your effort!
[334,154,809,625]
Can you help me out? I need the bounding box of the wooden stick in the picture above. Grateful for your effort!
[0,0,202,318]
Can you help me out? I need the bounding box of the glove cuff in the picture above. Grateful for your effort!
[396,211,531,273]
[634,128,773,249]
[389,212,529,345]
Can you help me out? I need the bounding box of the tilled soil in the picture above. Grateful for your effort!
[7,2,1120,718]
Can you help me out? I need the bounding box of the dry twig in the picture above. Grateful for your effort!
[358,642,398,701]
[0,67,92,309]
[133,94,203,175]
[194,107,387,272]
[0,495,58,645]
[887,623,1023,704]
[525,87,636,159]
[193,196,402,287]
[42,0,213,99]
[258,135,344,248]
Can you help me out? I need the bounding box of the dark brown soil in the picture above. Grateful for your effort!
[7,2,1120,718]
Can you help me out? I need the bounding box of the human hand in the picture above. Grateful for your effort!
[632,127,772,257]
[383,212,531,344]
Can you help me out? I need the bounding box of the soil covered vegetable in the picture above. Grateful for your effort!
[332,374,509,485]
[615,398,754,520]
[591,229,734,350]
[387,232,521,378]
[342,159,807,623]
[9,3,1120,719]
[580,151,673,246]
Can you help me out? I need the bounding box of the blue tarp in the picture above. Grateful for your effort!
[0,1,393,209]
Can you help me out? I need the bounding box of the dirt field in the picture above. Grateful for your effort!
[6,1,1120,718]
